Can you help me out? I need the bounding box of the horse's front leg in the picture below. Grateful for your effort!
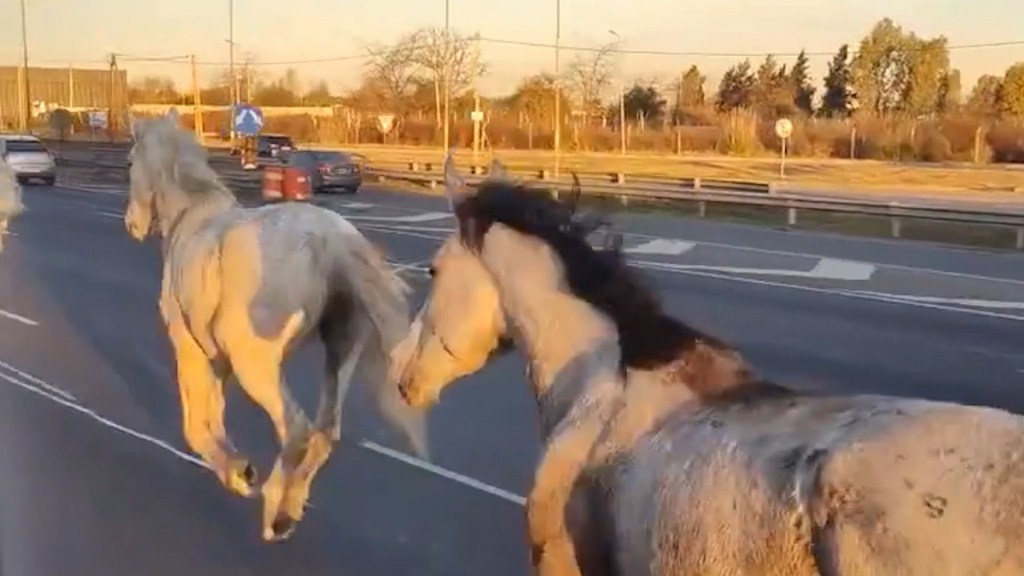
[167,319,256,497]
[528,425,602,576]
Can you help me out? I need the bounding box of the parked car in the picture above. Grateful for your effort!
[256,134,295,163]
[0,134,56,185]
[285,149,363,194]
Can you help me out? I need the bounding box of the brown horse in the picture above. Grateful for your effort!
[392,154,1024,575]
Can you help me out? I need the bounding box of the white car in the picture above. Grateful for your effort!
[0,134,56,185]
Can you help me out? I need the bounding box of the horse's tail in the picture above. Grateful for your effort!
[341,229,429,459]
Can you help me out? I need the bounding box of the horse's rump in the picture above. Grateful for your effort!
[610,394,1024,575]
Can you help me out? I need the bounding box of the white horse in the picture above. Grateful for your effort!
[125,109,428,542]
[392,155,1024,575]
[0,158,24,252]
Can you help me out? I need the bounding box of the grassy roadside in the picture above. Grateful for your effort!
[375,176,1022,251]
[45,136,1024,201]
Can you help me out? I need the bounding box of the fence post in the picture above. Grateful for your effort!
[787,204,798,227]
[889,202,902,238]
[698,201,707,218]
[1016,227,1023,250]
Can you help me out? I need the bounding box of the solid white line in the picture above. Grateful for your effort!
[0,370,210,470]
[358,440,527,506]
[0,307,39,326]
[344,212,453,223]
[624,239,696,256]
[849,291,1024,310]
[0,360,75,401]
[0,361,527,507]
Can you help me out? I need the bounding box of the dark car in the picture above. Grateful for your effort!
[286,150,363,194]
[256,134,295,162]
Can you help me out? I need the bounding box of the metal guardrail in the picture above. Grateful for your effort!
[50,143,1024,249]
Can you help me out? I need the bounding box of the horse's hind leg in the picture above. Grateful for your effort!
[225,333,318,542]
[315,316,368,440]
[167,319,256,497]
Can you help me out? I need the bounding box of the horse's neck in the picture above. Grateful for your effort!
[160,191,236,252]
[506,290,624,438]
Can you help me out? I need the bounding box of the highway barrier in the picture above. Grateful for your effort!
[49,140,1024,250]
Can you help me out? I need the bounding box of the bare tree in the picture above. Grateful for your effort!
[365,32,421,112]
[565,41,621,120]
[408,27,487,127]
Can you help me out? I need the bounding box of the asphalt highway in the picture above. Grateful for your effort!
[0,179,1021,575]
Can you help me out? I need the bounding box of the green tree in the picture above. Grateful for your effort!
[903,36,950,116]
[751,54,796,117]
[677,65,706,108]
[1000,63,1024,117]
[716,59,755,112]
[620,83,667,125]
[303,80,333,106]
[966,74,1004,117]
[506,73,570,127]
[821,44,856,117]
[937,69,962,113]
[851,18,913,115]
[789,49,815,115]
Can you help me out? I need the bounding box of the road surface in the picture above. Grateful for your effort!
[0,179,1022,575]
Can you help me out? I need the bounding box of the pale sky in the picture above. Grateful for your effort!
[2,0,1023,98]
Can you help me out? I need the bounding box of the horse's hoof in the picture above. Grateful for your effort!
[263,515,297,542]
[226,460,258,497]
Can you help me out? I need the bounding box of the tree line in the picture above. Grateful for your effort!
[128,18,1024,163]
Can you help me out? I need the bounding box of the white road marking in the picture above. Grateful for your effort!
[0,369,210,470]
[344,212,452,223]
[338,202,374,210]
[97,211,120,219]
[0,360,527,507]
[0,307,39,326]
[637,257,876,281]
[359,441,526,506]
[642,263,1024,323]
[0,360,75,401]
[849,292,1024,310]
[624,239,696,256]
[807,258,877,281]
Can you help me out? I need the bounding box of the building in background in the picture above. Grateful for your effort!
[0,66,128,129]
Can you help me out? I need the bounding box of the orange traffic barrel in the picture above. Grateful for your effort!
[262,165,284,201]
[281,166,312,201]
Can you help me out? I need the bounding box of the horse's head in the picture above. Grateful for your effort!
[124,108,214,241]
[393,155,613,408]
[392,157,512,408]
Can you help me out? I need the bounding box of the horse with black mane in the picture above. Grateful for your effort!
[392,154,1024,575]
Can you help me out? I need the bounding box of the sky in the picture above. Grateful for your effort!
[2,0,1023,99]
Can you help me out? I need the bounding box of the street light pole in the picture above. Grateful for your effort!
[19,0,31,132]
[442,0,450,153]
[553,0,561,179]
[609,31,625,155]
[228,0,236,148]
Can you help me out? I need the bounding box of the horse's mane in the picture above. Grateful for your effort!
[133,116,233,199]
[455,180,777,399]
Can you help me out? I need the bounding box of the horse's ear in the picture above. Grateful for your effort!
[443,150,470,210]
[488,158,508,181]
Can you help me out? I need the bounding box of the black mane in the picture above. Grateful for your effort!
[455,181,775,399]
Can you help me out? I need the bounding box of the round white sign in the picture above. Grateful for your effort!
[774,118,793,139]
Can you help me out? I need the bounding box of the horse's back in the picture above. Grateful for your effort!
[611,394,1024,575]
[170,202,366,349]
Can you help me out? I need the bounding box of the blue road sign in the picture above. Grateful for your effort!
[233,104,264,136]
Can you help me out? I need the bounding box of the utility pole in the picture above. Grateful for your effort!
[190,55,204,144]
[471,34,482,166]
[108,53,119,138]
[228,0,236,149]
[619,84,626,155]
[68,65,75,108]
[553,0,561,179]
[442,0,450,153]
[18,0,30,132]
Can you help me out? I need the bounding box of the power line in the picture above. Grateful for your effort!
[33,35,1024,69]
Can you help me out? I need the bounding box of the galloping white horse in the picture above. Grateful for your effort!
[0,158,23,252]
[393,155,1024,575]
[125,110,427,541]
